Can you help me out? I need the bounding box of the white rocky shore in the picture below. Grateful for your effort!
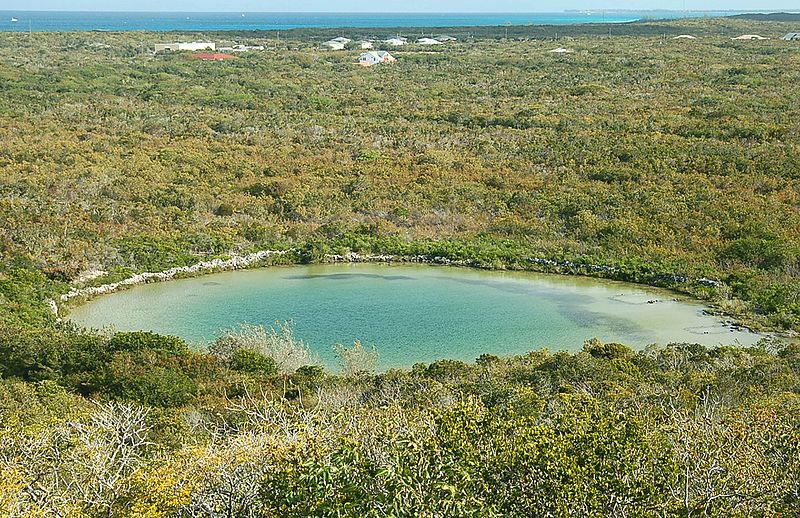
[322,252,473,266]
[51,250,292,312]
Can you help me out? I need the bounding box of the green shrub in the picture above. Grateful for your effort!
[231,348,279,376]
[0,326,108,389]
[103,351,197,407]
[583,338,635,360]
[109,331,189,356]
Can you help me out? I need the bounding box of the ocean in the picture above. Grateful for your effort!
[0,11,745,33]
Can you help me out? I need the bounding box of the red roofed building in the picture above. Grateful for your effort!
[191,53,236,60]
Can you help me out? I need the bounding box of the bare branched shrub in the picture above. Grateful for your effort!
[65,401,152,512]
[177,433,276,518]
[332,340,378,377]
[210,322,317,374]
[0,401,152,517]
[665,391,781,517]
[224,385,344,445]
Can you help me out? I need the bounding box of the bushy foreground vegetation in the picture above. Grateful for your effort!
[0,324,798,516]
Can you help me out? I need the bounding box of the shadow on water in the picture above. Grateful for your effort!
[556,304,648,339]
[437,275,600,304]
[443,275,648,340]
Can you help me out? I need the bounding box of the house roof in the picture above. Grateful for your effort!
[782,33,800,40]
[360,51,392,58]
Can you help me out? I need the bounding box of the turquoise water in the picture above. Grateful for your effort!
[68,264,764,370]
[0,11,743,33]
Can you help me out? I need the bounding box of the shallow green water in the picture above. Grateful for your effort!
[68,264,763,369]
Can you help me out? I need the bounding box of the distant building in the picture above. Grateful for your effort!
[416,37,443,45]
[358,51,396,66]
[549,47,573,53]
[384,37,407,46]
[436,35,457,42]
[782,33,800,41]
[731,34,768,40]
[356,40,374,49]
[155,42,215,53]
[191,53,236,60]
[672,34,697,40]
[323,37,352,50]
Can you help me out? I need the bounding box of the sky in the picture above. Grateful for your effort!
[2,1,799,12]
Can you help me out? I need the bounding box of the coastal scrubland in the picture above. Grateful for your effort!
[0,17,798,516]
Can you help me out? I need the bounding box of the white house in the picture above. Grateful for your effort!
[323,37,352,50]
[356,40,374,49]
[549,47,573,53]
[436,35,457,42]
[384,37,407,46]
[782,33,800,41]
[672,35,697,40]
[731,34,768,40]
[359,51,396,67]
[154,42,216,53]
[416,37,443,45]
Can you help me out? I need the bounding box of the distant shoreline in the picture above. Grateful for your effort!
[0,10,760,33]
[1,10,793,14]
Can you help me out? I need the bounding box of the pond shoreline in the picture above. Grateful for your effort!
[51,249,679,308]
[67,262,775,366]
[49,249,794,340]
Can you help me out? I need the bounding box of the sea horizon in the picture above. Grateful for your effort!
[0,10,766,32]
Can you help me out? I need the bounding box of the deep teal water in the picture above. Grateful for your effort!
[0,11,742,33]
[68,264,763,370]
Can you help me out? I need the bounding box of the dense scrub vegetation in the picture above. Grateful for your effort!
[0,17,799,515]
[0,324,798,516]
